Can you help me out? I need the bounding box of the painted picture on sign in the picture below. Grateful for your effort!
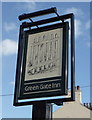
[25,28,63,81]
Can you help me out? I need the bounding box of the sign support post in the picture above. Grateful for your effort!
[32,102,52,120]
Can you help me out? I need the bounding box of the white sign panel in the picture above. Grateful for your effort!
[25,28,63,81]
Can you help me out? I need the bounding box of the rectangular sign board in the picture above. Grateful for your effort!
[16,22,69,100]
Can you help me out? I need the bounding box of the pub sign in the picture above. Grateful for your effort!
[14,22,69,101]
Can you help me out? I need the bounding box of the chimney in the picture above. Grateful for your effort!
[65,85,82,104]
[75,85,82,103]
[77,86,80,90]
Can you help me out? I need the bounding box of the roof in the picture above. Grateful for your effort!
[53,102,91,118]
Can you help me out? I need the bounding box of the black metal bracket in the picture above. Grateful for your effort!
[54,10,64,23]
[18,7,57,21]
[14,7,75,107]
[29,18,39,29]
[54,101,63,106]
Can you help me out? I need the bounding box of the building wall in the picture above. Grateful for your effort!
[53,86,91,118]
[53,102,91,118]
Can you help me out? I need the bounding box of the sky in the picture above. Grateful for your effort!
[0,1,91,118]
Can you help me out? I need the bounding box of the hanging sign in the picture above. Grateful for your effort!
[16,22,69,100]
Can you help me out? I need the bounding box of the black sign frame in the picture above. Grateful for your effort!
[13,13,75,106]
[19,22,68,100]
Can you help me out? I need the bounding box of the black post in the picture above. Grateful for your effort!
[32,102,52,120]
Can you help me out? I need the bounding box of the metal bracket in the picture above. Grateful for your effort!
[55,11,64,23]
[54,101,63,106]
[29,18,39,28]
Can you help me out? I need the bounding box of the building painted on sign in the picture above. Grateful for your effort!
[53,86,91,118]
